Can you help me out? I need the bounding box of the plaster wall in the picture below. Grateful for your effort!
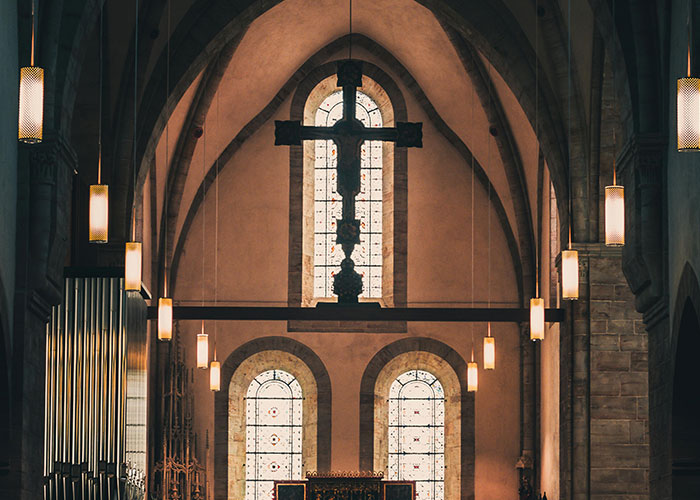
[0,0,18,342]
[173,78,521,500]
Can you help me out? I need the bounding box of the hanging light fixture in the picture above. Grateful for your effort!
[124,241,142,291]
[530,297,545,341]
[197,321,209,369]
[483,323,495,370]
[210,357,220,392]
[18,0,44,144]
[467,349,478,393]
[90,7,108,243]
[679,0,700,151]
[125,0,143,291]
[157,297,173,341]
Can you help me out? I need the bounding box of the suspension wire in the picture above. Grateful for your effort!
[535,0,539,297]
[214,82,220,358]
[202,121,206,310]
[30,0,35,66]
[487,61,492,336]
[349,0,353,60]
[567,0,572,250]
[470,66,475,350]
[612,0,617,185]
[98,0,103,184]
[164,0,170,297]
[132,0,138,242]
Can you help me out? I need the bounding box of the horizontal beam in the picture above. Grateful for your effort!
[145,306,566,323]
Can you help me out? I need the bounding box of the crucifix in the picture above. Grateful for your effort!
[275,60,423,303]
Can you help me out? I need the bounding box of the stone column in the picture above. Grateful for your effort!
[6,135,75,500]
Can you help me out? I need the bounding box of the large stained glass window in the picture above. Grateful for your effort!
[388,370,445,500]
[245,370,302,500]
[314,90,383,298]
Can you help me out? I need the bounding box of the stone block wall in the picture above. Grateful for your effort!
[588,251,649,500]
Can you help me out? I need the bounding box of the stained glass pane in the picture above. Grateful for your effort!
[388,370,445,500]
[245,370,303,500]
[314,90,382,298]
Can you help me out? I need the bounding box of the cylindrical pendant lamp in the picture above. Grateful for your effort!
[561,249,579,300]
[197,328,209,369]
[210,360,220,391]
[530,297,545,341]
[89,184,109,243]
[157,298,172,341]
[18,66,44,143]
[483,323,495,370]
[678,77,700,151]
[605,185,625,246]
[124,242,142,291]
[467,361,478,392]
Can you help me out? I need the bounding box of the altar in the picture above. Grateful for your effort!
[274,472,415,500]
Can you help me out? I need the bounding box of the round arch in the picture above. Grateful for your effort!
[214,336,332,498]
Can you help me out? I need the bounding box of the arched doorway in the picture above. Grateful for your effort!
[672,299,700,498]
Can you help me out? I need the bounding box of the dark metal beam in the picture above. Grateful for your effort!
[145,306,566,323]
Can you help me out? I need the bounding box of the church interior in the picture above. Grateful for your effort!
[1,0,699,499]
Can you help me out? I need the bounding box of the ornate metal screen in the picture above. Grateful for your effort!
[246,370,303,500]
[388,370,445,500]
[313,90,383,298]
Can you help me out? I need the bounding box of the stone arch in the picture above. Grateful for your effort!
[671,263,700,498]
[214,336,331,499]
[359,337,473,500]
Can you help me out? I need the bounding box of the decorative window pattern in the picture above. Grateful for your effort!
[388,370,445,500]
[313,90,383,298]
[245,370,303,500]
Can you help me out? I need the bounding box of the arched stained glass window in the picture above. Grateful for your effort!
[314,90,383,298]
[245,370,303,500]
[388,370,445,500]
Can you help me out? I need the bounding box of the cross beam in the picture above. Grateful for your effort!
[146,306,566,323]
[275,60,422,303]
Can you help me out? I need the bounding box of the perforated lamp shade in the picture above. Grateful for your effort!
[18,66,44,143]
[89,185,109,243]
[605,185,625,247]
[124,242,142,291]
[484,324,495,370]
[530,297,545,341]
[561,249,579,300]
[210,360,221,391]
[467,362,478,392]
[157,298,172,341]
[197,332,209,368]
[678,77,700,151]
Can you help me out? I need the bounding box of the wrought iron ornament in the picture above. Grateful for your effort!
[275,60,422,303]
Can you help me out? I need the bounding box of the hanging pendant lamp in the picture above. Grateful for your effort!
[561,249,579,300]
[483,323,495,370]
[197,321,209,369]
[679,1,700,151]
[530,297,545,341]
[89,184,109,243]
[18,1,44,144]
[210,358,221,392]
[124,241,142,291]
[157,297,172,341]
[605,184,624,246]
[467,359,478,393]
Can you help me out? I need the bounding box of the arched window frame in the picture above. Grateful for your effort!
[287,61,408,332]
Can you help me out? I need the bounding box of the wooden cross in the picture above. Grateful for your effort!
[275,60,422,303]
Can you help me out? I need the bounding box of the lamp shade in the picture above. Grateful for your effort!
[561,249,579,300]
[483,336,495,370]
[678,77,700,151]
[530,297,545,341]
[467,361,478,392]
[157,298,172,341]
[605,185,625,247]
[124,242,142,291]
[210,360,221,391]
[89,184,109,243]
[197,332,209,369]
[18,66,44,143]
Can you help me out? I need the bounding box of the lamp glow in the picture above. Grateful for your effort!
[124,242,142,291]
[197,330,209,369]
[157,298,172,341]
[530,297,545,341]
[561,249,579,300]
[89,184,109,243]
[18,66,44,143]
[483,336,495,370]
[605,185,625,247]
[210,360,220,391]
[678,77,700,151]
[467,361,478,392]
